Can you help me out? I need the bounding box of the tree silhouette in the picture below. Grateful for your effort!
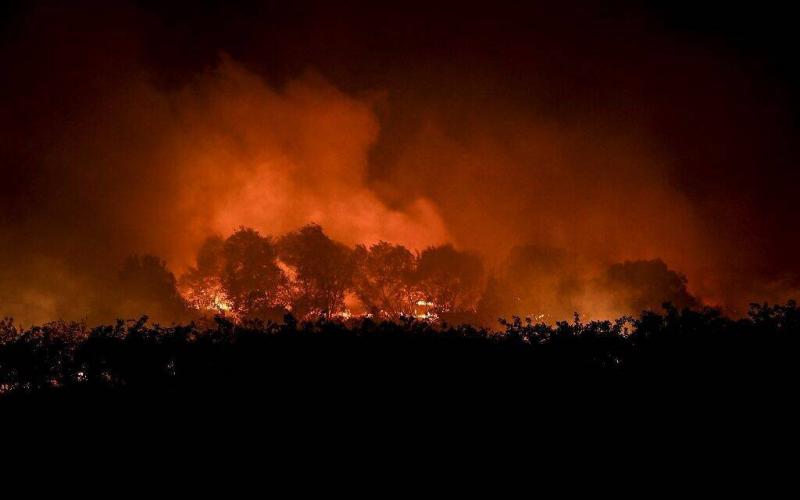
[117,254,187,322]
[178,229,287,320]
[3,302,799,404]
[353,241,417,318]
[221,227,286,319]
[415,244,484,316]
[278,224,355,318]
[178,236,227,312]
[601,259,698,313]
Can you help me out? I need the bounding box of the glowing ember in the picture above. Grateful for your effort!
[179,279,233,316]
[413,300,435,320]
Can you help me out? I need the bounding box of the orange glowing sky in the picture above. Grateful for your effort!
[2,1,800,324]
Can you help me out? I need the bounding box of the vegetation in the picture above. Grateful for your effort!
[115,224,700,327]
[172,224,487,323]
[1,302,798,403]
[3,224,793,406]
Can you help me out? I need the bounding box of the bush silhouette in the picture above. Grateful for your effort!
[2,302,799,404]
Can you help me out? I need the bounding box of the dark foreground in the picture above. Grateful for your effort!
[3,302,799,410]
[3,304,800,470]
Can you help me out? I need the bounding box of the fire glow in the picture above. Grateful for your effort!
[163,224,701,327]
[2,3,799,327]
[175,226,461,323]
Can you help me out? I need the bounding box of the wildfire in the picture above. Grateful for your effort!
[178,276,439,322]
[179,278,233,315]
[213,294,232,312]
[173,226,463,322]
[414,300,435,320]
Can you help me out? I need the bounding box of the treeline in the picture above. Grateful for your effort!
[177,224,483,322]
[1,302,799,400]
[114,224,697,325]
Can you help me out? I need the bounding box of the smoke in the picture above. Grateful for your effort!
[1,2,799,324]
[169,59,449,256]
[0,4,448,324]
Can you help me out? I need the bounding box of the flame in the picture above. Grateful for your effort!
[413,300,435,320]
[212,294,232,313]
[178,271,439,322]
[179,278,233,316]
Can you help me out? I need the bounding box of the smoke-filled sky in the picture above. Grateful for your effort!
[2,0,799,323]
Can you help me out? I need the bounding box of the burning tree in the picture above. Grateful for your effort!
[178,236,229,313]
[352,241,417,318]
[179,228,288,320]
[221,227,286,319]
[277,224,355,318]
[176,225,489,323]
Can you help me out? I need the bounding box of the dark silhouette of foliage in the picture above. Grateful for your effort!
[415,244,484,316]
[2,302,799,407]
[178,236,226,311]
[352,241,417,318]
[179,229,287,320]
[116,255,187,322]
[168,226,709,326]
[278,224,355,318]
[221,227,286,318]
[602,259,698,312]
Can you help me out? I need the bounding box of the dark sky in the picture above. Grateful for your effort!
[1,0,799,322]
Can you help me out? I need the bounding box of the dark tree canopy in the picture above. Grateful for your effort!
[602,259,698,313]
[178,229,287,320]
[195,236,226,277]
[117,254,187,322]
[416,244,484,315]
[178,236,226,312]
[278,224,355,318]
[221,227,285,319]
[144,227,708,324]
[353,241,416,318]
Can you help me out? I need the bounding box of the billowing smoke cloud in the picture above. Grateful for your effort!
[0,4,448,324]
[1,2,799,324]
[169,58,449,257]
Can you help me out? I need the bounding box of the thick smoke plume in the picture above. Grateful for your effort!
[0,5,448,323]
[1,2,799,324]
